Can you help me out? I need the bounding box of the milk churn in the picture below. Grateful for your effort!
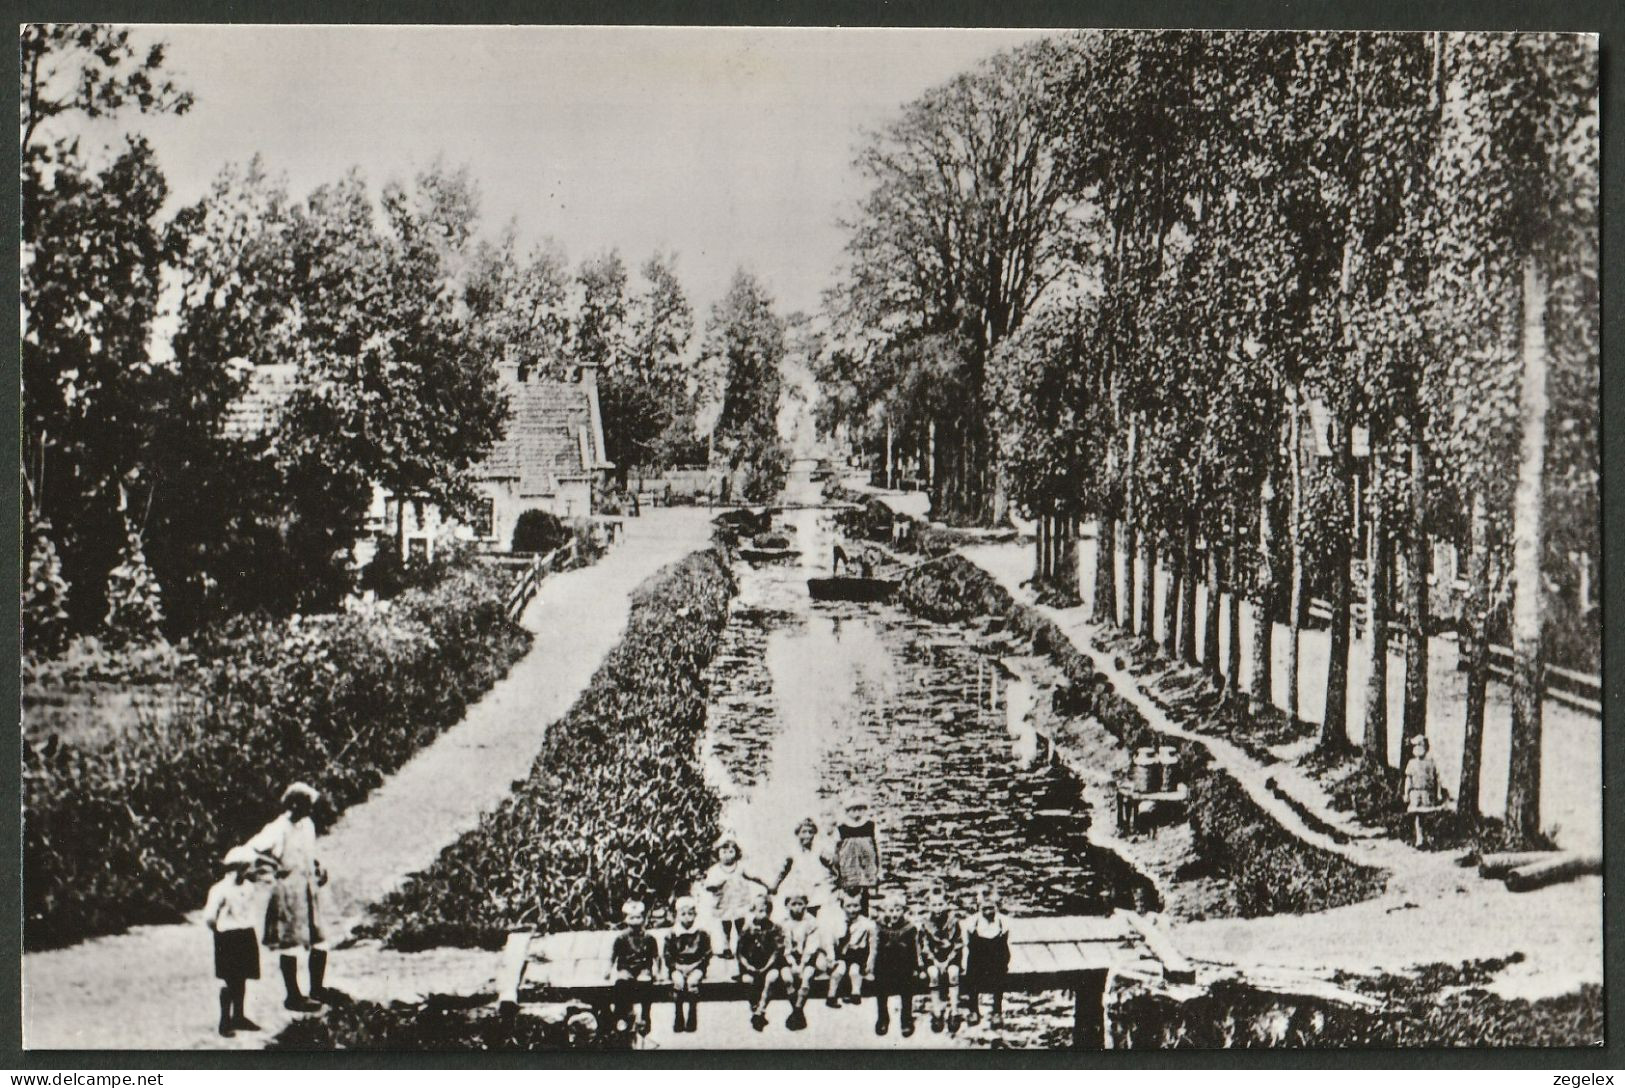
[1157,745,1180,791]
[1132,747,1160,793]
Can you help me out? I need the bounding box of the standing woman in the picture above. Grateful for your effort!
[249,782,329,1012]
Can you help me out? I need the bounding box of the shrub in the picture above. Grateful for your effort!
[362,548,737,950]
[23,557,531,949]
[270,995,629,1051]
[511,509,571,555]
[1111,966,1601,1047]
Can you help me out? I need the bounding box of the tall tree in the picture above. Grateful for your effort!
[834,39,1081,524]
[709,270,788,501]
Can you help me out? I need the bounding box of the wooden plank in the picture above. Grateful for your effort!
[1124,912,1196,984]
[497,931,533,1011]
[1049,914,1129,943]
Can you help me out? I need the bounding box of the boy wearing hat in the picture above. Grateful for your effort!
[202,845,272,1037]
[247,782,328,1012]
[609,899,662,1036]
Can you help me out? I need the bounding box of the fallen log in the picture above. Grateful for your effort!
[1478,850,1558,878]
[1505,852,1602,893]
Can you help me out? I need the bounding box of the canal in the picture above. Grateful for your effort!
[701,502,1157,1046]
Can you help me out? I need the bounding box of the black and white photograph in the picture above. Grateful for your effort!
[17,23,1602,1054]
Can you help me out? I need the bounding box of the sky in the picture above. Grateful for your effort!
[83,25,1050,322]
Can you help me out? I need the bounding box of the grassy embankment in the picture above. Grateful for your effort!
[24,557,532,950]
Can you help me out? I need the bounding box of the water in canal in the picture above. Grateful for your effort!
[703,505,1155,923]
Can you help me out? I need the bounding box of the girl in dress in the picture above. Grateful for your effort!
[701,832,766,959]
[772,817,836,916]
[247,782,328,1012]
[1402,734,1445,848]
[832,797,882,912]
[961,886,1011,1029]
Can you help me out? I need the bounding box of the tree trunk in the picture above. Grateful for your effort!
[1036,515,1048,580]
[1203,540,1221,678]
[1252,448,1276,711]
[1138,534,1157,645]
[1401,431,1430,754]
[1095,512,1117,626]
[1161,536,1180,655]
[1122,421,1139,631]
[1457,492,1490,821]
[1225,542,1242,694]
[884,416,895,490]
[1506,255,1549,841]
[1363,433,1390,767]
[1320,426,1354,752]
[1286,387,1305,720]
[1179,522,1198,665]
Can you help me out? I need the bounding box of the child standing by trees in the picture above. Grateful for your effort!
[663,896,712,1034]
[833,796,882,912]
[608,899,661,1036]
[734,895,785,1033]
[871,889,920,1037]
[702,832,765,959]
[1402,734,1446,847]
[917,885,963,1033]
[202,846,269,1037]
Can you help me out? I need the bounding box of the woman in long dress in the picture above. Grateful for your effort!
[248,782,328,1011]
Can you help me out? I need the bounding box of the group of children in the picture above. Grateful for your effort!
[608,801,1013,1039]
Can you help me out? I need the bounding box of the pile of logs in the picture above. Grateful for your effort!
[1477,850,1602,892]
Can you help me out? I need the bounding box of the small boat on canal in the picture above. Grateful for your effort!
[740,545,801,563]
[807,575,898,602]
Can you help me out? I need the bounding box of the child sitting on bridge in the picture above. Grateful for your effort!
[962,887,1011,1030]
[823,888,876,1008]
[917,885,963,1034]
[608,899,661,1036]
[735,894,785,1032]
[663,896,712,1034]
[778,891,822,1031]
[871,889,920,1037]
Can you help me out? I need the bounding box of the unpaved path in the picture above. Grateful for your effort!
[23,509,714,1051]
[957,539,1602,1003]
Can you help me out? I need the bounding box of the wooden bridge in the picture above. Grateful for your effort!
[496,910,1193,1049]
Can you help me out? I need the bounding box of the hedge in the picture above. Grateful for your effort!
[361,548,736,950]
[23,557,531,949]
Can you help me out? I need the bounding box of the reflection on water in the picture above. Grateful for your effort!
[703,507,1154,919]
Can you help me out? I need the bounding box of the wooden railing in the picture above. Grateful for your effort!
[505,539,578,622]
[1299,596,1599,716]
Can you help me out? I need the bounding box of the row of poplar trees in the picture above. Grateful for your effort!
[826,30,1597,841]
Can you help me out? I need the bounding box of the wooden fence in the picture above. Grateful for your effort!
[504,540,578,622]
